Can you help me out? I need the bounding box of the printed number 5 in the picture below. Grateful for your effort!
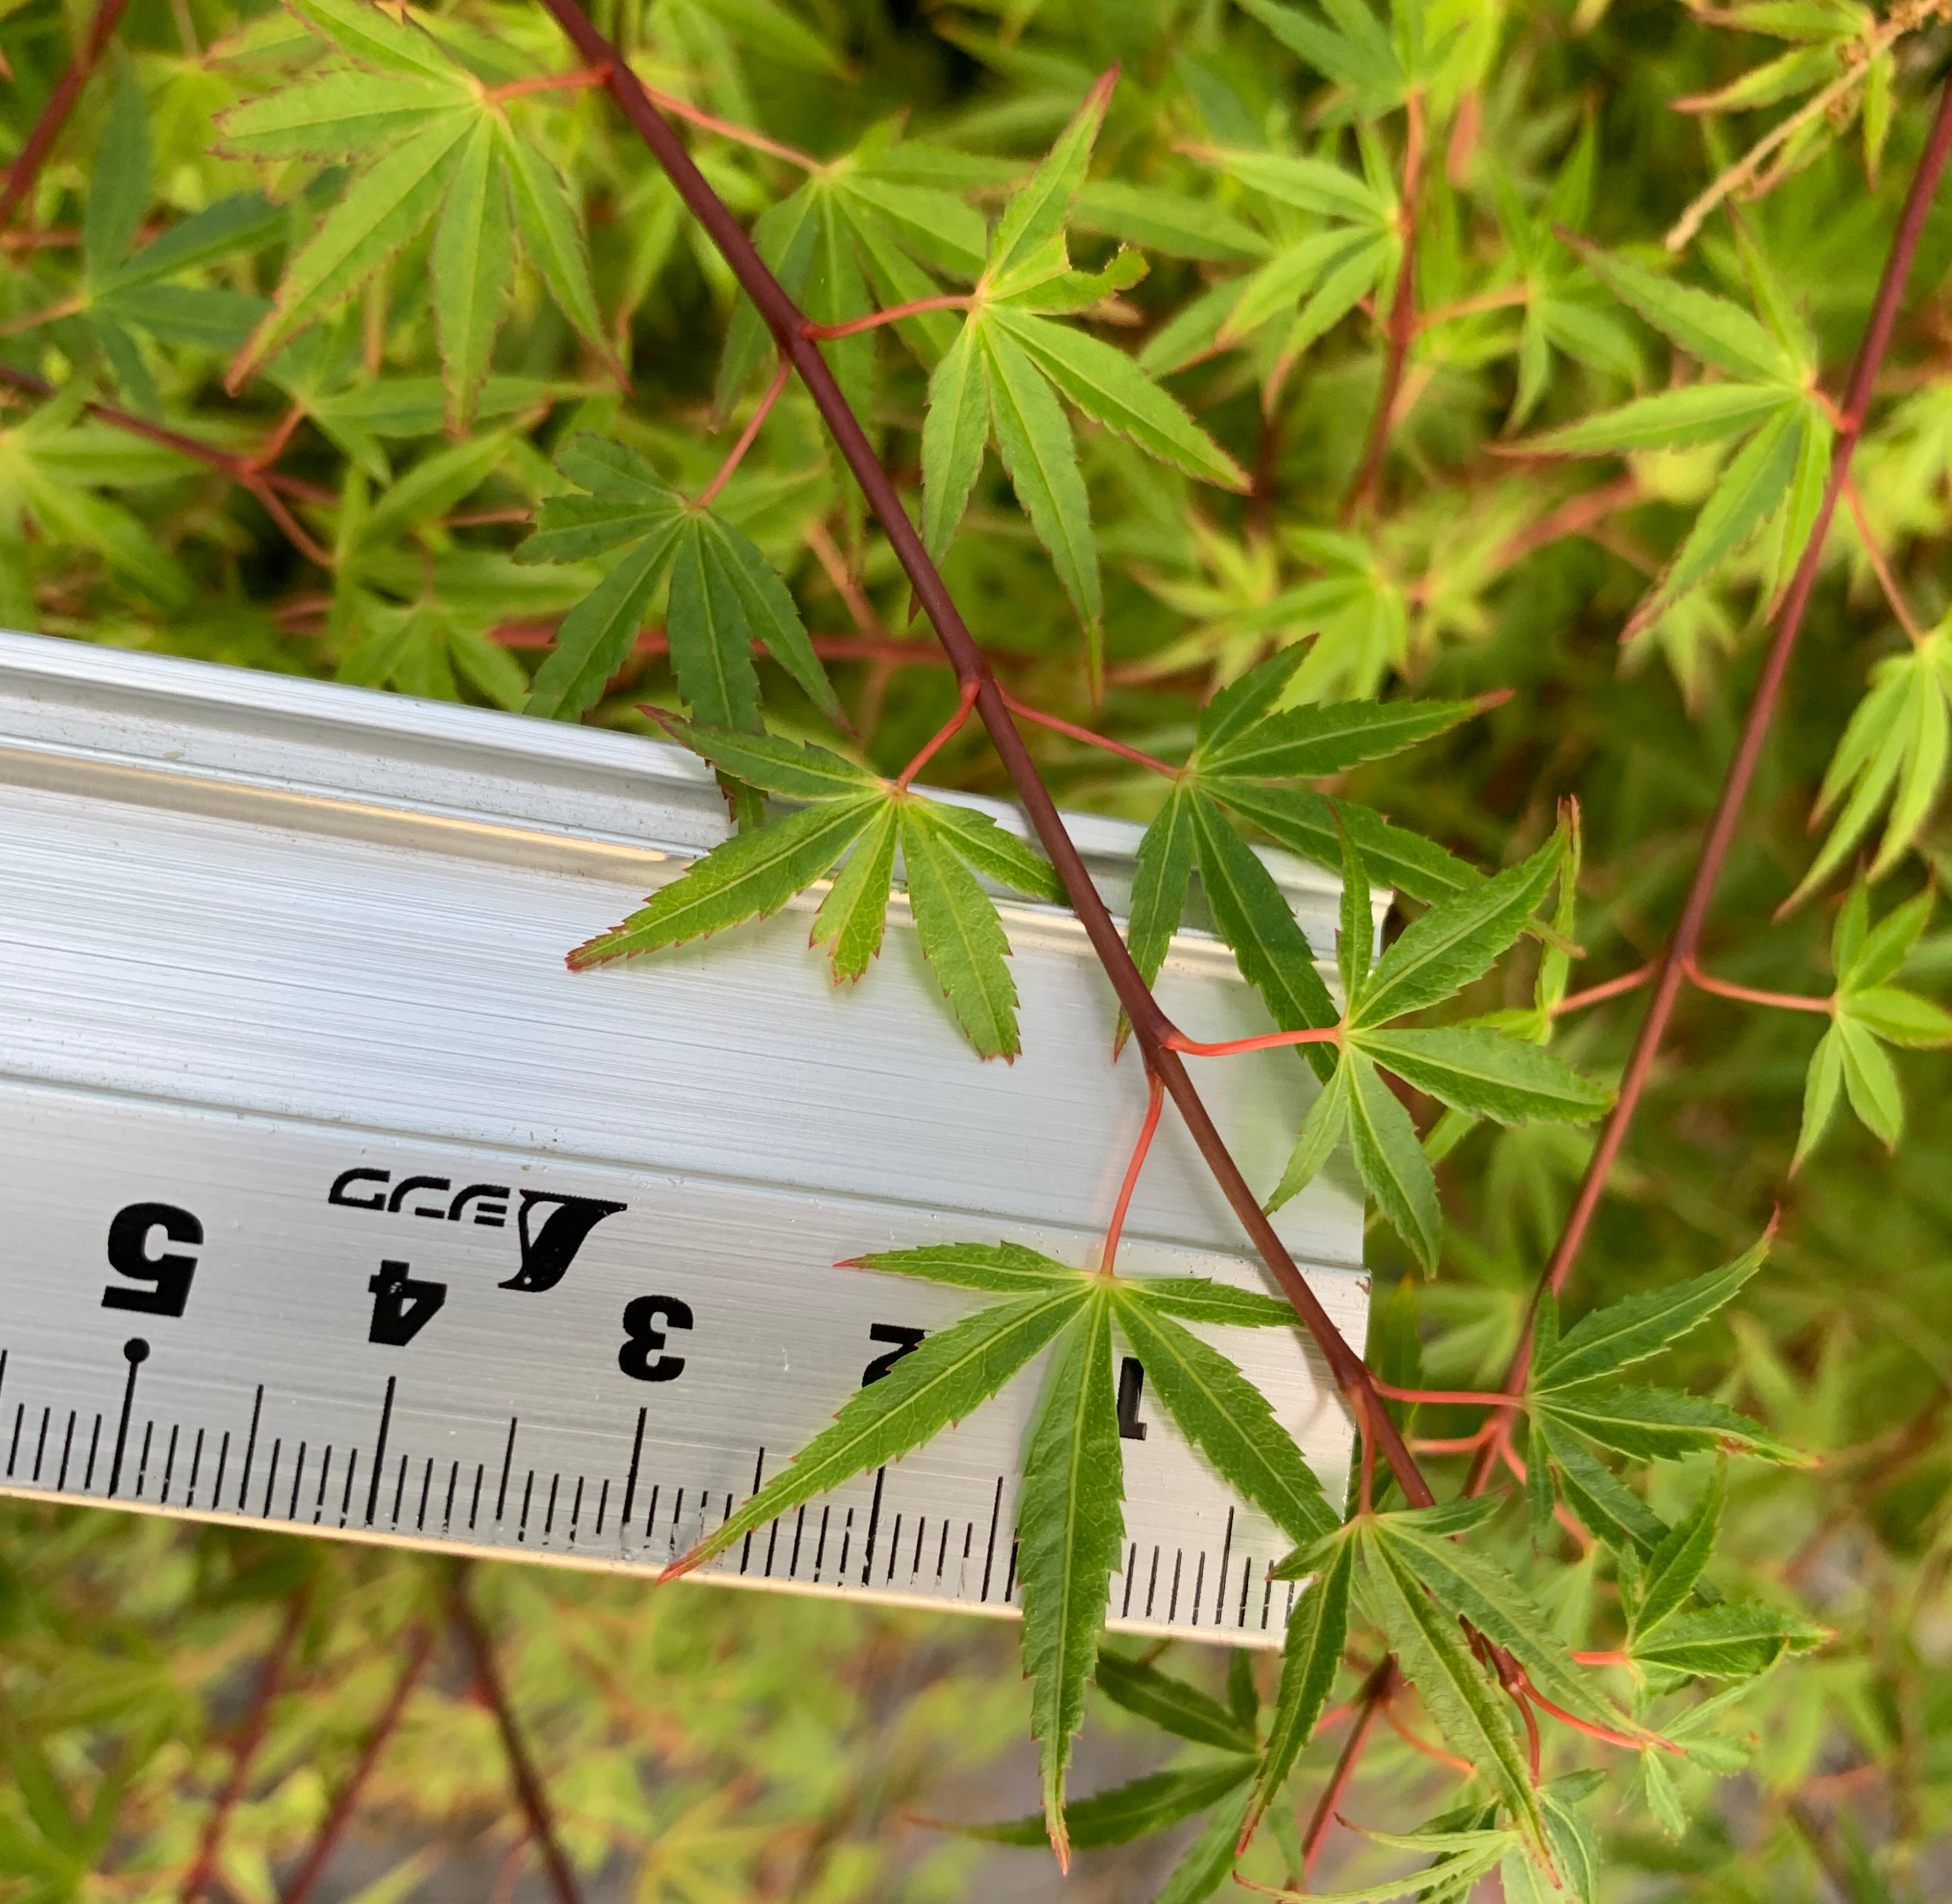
[103,1202,202,1317]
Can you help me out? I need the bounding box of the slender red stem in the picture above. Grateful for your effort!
[1841,474,1925,642]
[447,1578,583,1904]
[532,0,1434,1509]
[803,295,972,340]
[1100,1071,1165,1272]
[0,0,135,227]
[1381,1694,1474,1775]
[697,357,790,508]
[280,1628,436,1904]
[893,679,980,791]
[999,688,1181,777]
[1343,90,1424,522]
[643,86,817,169]
[1164,1026,1341,1057]
[1467,75,1952,1497]
[1551,961,1655,1016]
[1411,1427,1501,1453]
[1367,1380,1524,1408]
[178,1594,309,1904]
[1523,1683,1674,1754]
[1684,958,1834,1014]
[1302,1662,1390,1879]
[487,63,611,103]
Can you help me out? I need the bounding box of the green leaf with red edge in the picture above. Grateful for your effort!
[1094,1651,1258,1752]
[1019,1286,1125,1863]
[664,1284,1087,1580]
[953,1759,1250,1849]
[985,68,1115,286]
[1114,1287,1339,1545]
[1207,780,1480,904]
[570,795,884,967]
[811,801,899,982]
[898,799,1025,1059]
[1347,1054,1441,1270]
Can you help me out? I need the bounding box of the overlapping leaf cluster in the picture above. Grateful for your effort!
[7,0,1952,1898]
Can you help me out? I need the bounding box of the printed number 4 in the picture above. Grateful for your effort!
[368,1260,447,1346]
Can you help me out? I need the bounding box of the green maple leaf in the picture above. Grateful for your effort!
[569,722,1061,1058]
[1794,882,1952,1165]
[916,69,1249,694]
[216,0,619,423]
[662,1242,1334,1857]
[1522,233,1832,633]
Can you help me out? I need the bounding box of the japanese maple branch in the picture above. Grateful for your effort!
[279,1625,436,1904]
[0,0,134,227]
[1465,73,1952,1496]
[447,1575,583,1904]
[1343,90,1424,523]
[178,1592,309,1904]
[534,0,1434,1510]
[0,363,334,566]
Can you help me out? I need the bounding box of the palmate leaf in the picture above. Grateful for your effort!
[664,1283,1089,1581]
[1628,1600,1824,1679]
[570,722,1058,1056]
[1541,1384,1800,1464]
[1351,1027,1613,1124]
[218,0,617,413]
[515,436,839,727]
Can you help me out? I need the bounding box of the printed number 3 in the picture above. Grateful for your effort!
[619,1296,692,1381]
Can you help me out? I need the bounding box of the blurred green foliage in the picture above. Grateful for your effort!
[4,0,1952,1899]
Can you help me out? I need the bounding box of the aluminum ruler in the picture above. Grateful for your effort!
[0,632,1368,1645]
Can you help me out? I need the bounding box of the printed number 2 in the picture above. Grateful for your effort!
[862,1323,925,1385]
[619,1296,692,1382]
[103,1202,202,1317]
[368,1261,447,1346]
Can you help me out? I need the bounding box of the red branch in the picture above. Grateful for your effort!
[0,363,334,566]
[178,1594,309,1904]
[1343,91,1424,522]
[1465,74,1952,1496]
[0,0,135,228]
[1301,1660,1391,1878]
[534,0,1434,1509]
[279,1627,436,1904]
[447,1578,583,1904]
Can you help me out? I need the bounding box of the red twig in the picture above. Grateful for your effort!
[533,0,1433,1508]
[0,0,135,228]
[0,363,334,565]
[1684,958,1834,1014]
[1465,74,1952,1496]
[1164,1025,1341,1057]
[1100,1071,1165,1272]
[1343,90,1424,522]
[447,1578,583,1904]
[1551,961,1655,1016]
[486,63,611,103]
[1842,472,1927,643]
[1302,1661,1391,1879]
[698,356,790,508]
[803,295,972,340]
[280,1628,437,1904]
[893,678,980,791]
[999,688,1180,777]
[178,1594,309,1904]
[1367,1380,1524,1408]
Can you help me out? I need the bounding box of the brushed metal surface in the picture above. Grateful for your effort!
[0,631,1368,1641]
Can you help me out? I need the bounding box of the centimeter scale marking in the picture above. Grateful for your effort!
[0,632,1368,1644]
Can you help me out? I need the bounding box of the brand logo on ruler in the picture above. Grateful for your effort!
[327,1167,626,1292]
